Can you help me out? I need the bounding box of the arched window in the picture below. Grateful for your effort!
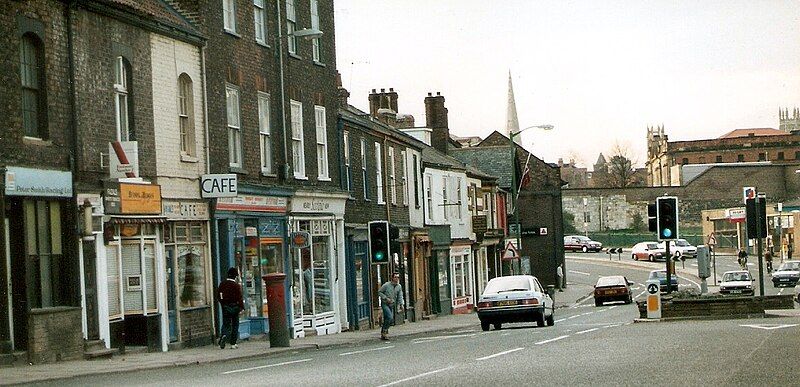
[114,56,134,141]
[178,73,195,157]
[20,33,47,139]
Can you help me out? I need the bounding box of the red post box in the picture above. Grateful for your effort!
[263,273,290,347]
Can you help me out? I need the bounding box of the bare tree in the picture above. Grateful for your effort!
[599,141,642,188]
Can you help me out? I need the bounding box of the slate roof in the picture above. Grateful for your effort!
[450,146,514,188]
[421,147,466,171]
[93,0,201,38]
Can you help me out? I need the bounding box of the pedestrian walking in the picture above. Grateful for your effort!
[788,243,794,260]
[378,272,404,341]
[765,250,773,273]
[217,267,244,349]
[556,264,564,291]
[737,248,748,270]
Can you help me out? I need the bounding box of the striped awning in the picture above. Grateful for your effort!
[109,216,167,224]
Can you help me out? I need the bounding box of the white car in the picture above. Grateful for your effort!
[658,239,697,258]
[476,275,555,331]
[631,242,666,262]
[719,270,754,295]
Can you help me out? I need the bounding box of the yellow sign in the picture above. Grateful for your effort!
[120,183,162,214]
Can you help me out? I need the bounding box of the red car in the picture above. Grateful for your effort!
[594,276,633,306]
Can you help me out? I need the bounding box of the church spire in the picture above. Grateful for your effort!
[506,71,521,145]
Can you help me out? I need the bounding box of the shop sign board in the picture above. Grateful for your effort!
[290,231,311,248]
[200,174,238,198]
[4,166,72,197]
[104,182,162,215]
[162,201,208,220]
[109,141,139,179]
[216,195,287,213]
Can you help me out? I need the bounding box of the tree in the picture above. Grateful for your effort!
[598,141,642,188]
[563,211,578,234]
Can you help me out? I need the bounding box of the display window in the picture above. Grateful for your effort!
[230,218,285,319]
[291,219,334,317]
[163,221,207,308]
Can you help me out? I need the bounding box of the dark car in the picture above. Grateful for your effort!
[476,275,554,331]
[594,276,633,306]
[648,269,678,292]
[771,261,800,288]
[564,235,603,253]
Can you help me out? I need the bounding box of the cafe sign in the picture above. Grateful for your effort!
[104,182,162,215]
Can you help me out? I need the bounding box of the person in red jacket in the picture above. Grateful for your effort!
[217,267,244,349]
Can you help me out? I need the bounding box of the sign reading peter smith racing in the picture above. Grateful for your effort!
[104,182,162,215]
[4,166,72,197]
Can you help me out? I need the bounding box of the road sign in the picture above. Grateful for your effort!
[743,187,756,204]
[726,208,746,223]
[645,279,661,319]
[502,241,519,260]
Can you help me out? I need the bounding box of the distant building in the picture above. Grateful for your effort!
[646,109,800,186]
[558,158,589,188]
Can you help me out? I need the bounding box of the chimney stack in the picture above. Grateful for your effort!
[425,92,449,154]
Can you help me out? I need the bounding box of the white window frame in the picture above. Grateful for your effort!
[400,150,408,206]
[258,92,273,174]
[286,0,297,54]
[457,177,463,219]
[290,100,306,178]
[314,105,329,180]
[226,85,242,168]
[310,0,321,62]
[343,131,351,191]
[361,138,368,199]
[388,146,396,205]
[223,0,237,33]
[178,74,195,158]
[442,176,449,220]
[114,56,130,142]
[375,142,384,204]
[425,174,433,222]
[254,0,266,44]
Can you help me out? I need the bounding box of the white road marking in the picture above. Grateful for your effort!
[454,329,477,333]
[778,288,785,295]
[574,328,599,335]
[555,318,567,322]
[566,315,579,320]
[476,347,525,361]
[569,270,591,276]
[377,366,456,387]
[222,358,313,375]
[609,305,617,310]
[339,346,395,356]
[413,333,476,344]
[603,324,622,329]
[536,335,569,345]
[501,332,512,336]
[740,323,799,330]
[677,274,701,290]
[580,312,593,316]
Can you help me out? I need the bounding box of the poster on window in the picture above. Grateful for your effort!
[178,245,206,307]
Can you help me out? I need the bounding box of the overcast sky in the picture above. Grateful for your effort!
[334,0,800,169]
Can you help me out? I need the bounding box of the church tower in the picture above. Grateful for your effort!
[779,107,800,133]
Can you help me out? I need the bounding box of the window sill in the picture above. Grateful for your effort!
[317,177,332,182]
[256,40,270,49]
[313,61,326,67]
[23,137,52,146]
[181,154,199,163]
[288,53,302,60]
[224,29,241,38]
[377,201,386,206]
[261,171,277,178]
[229,166,247,174]
[294,175,308,180]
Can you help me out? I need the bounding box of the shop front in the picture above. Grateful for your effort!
[428,225,451,316]
[408,229,432,322]
[450,243,474,314]
[161,200,213,347]
[1,166,81,363]
[289,190,347,338]
[214,194,289,339]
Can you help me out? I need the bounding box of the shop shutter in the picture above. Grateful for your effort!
[122,243,143,312]
[144,242,157,312]
[107,247,121,318]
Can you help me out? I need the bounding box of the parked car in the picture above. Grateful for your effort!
[771,261,800,288]
[719,270,754,295]
[593,275,633,306]
[648,269,678,292]
[631,242,666,262]
[564,235,603,253]
[476,275,554,331]
[658,239,697,258]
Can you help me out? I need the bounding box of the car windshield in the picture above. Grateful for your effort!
[647,243,659,249]
[675,240,690,247]
[596,276,624,287]
[649,271,666,280]
[483,277,531,294]
[576,236,591,242]
[722,272,750,282]
[777,262,800,271]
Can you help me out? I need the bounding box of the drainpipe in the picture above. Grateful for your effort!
[200,43,218,335]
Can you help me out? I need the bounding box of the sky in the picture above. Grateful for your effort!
[334,0,800,169]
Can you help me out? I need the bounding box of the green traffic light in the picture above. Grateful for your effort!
[375,251,384,261]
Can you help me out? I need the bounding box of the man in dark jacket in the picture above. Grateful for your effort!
[217,267,244,349]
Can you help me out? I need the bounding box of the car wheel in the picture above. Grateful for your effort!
[536,313,546,327]
[595,299,602,307]
[546,313,554,326]
[481,321,490,331]
[648,255,654,262]
[582,246,588,253]
[493,323,502,330]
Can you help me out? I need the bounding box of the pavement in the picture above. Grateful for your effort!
[0,283,594,386]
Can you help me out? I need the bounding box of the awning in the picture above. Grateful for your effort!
[109,216,167,224]
[413,235,431,243]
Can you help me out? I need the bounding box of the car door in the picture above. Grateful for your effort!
[564,237,576,251]
[534,278,552,315]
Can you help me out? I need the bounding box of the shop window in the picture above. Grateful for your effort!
[451,253,472,299]
[291,219,333,316]
[23,200,64,308]
[107,223,158,319]
[165,222,207,308]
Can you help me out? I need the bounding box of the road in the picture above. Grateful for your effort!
[33,258,800,386]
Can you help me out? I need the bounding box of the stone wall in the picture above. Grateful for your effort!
[179,306,214,347]
[27,307,83,364]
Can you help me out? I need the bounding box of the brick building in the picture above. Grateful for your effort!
[173,0,349,339]
[646,109,800,187]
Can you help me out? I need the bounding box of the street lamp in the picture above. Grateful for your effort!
[276,5,323,180]
[509,124,553,269]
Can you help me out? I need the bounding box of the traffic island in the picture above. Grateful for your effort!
[636,294,795,320]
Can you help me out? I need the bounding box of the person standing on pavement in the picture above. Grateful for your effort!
[217,267,244,349]
[379,272,404,341]
[556,264,564,291]
[788,242,794,260]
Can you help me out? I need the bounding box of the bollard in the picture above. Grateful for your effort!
[263,273,290,347]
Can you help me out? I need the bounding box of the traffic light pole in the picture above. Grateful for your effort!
[665,242,672,295]
[756,196,765,296]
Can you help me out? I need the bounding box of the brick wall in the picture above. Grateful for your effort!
[27,307,83,364]
[0,0,72,170]
[179,306,214,347]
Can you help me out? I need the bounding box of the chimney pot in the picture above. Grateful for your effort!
[380,88,385,92]
[428,92,432,96]
[437,92,441,96]
[389,87,394,92]
[371,89,376,93]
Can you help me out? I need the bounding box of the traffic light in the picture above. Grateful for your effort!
[656,196,678,241]
[369,221,389,262]
[647,203,657,232]
[745,197,767,239]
